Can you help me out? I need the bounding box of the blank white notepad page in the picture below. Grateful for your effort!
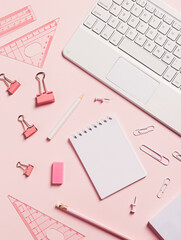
[69,115,146,199]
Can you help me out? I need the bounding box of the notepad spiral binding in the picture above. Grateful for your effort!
[73,116,113,139]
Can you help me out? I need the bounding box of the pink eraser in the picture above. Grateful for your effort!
[52,162,64,185]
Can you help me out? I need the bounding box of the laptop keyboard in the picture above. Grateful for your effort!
[83,0,181,89]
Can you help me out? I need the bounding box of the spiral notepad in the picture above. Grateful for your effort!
[69,115,146,199]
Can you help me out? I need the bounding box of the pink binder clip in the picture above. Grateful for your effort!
[18,115,38,139]
[0,73,20,95]
[16,161,34,177]
[35,72,55,106]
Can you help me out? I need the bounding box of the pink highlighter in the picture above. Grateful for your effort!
[52,162,64,185]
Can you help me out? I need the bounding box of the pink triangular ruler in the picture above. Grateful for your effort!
[8,195,85,240]
[0,19,59,68]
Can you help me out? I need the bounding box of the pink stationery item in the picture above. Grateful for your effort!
[52,162,64,185]
[0,18,59,68]
[56,203,134,240]
[18,115,38,139]
[0,73,20,95]
[8,195,85,239]
[35,72,55,106]
[16,162,34,177]
[0,6,36,38]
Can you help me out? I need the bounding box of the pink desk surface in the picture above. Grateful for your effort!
[1,0,181,239]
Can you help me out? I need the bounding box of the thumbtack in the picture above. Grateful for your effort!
[0,73,20,95]
[18,115,38,139]
[35,72,55,106]
[94,97,110,103]
[130,197,137,214]
[16,161,34,177]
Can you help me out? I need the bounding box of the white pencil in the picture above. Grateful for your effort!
[56,203,134,240]
[47,94,84,140]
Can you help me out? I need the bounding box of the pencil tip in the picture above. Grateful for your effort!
[79,94,84,100]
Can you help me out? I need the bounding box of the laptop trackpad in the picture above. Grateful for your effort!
[107,58,159,104]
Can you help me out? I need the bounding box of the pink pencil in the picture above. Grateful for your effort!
[56,203,134,240]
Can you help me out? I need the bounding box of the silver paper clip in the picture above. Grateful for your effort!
[140,145,170,166]
[172,151,181,162]
[157,178,170,199]
[133,126,154,136]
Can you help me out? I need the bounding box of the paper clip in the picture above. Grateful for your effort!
[16,161,34,177]
[35,72,55,106]
[130,197,137,214]
[157,178,170,199]
[0,73,20,95]
[18,115,38,139]
[140,145,170,166]
[94,97,110,103]
[172,151,181,162]
[133,126,154,136]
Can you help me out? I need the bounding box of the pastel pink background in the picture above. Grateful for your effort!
[1,0,181,239]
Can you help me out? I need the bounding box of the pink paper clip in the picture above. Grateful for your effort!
[18,115,38,139]
[35,72,55,106]
[16,161,34,177]
[0,73,20,94]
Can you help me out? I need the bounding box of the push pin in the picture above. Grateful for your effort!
[130,197,137,214]
[16,161,34,177]
[0,73,20,95]
[35,72,55,106]
[94,97,110,103]
[18,115,38,139]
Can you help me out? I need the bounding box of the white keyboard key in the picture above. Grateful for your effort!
[128,15,140,28]
[163,68,176,82]
[162,52,174,64]
[122,0,134,11]
[158,22,170,35]
[108,16,119,28]
[101,25,114,39]
[84,15,97,28]
[163,16,173,25]
[167,29,179,41]
[164,40,175,52]
[110,31,123,45]
[135,34,146,46]
[173,22,181,31]
[146,28,157,40]
[155,34,167,46]
[119,38,167,75]
[110,4,121,16]
[119,9,130,22]
[172,74,181,87]
[137,0,147,7]
[131,4,142,17]
[153,46,165,58]
[98,0,113,10]
[145,4,155,13]
[174,46,181,58]
[144,40,156,52]
[137,21,148,34]
[140,10,152,23]
[172,59,181,71]
[92,6,110,22]
[117,21,128,34]
[149,16,161,29]
[177,36,181,46]
[126,28,137,40]
[113,0,123,5]
[92,20,105,34]
[155,10,164,19]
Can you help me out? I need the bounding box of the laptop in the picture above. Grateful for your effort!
[63,0,181,135]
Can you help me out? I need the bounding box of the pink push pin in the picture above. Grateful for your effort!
[0,73,20,95]
[94,97,110,103]
[18,115,38,139]
[130,197,137,214]
[16,161,34,177]
[35,72,55,106]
